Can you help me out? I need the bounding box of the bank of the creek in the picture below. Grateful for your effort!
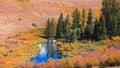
[30,39,65,63]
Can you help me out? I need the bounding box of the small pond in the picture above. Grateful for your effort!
[30,39,64,63]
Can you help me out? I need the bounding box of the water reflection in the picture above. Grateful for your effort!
[31,39,64,63]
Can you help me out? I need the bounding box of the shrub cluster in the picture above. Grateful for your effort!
[20,52,120,68]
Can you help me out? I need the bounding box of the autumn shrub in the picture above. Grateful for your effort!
[112,36,120,41]
[104,53,120,66]
[103,39,112,48]
[34,63,46,68]
[62,58,74,68]
[54,60,63,68]
[71,56,86,68]
[103,36,120,48]
[33,64,41,68]
[86,58,100,68]
[47,58,55,64]
[56,42,64,51]
[95,46,108,51]
[18,62,33,68]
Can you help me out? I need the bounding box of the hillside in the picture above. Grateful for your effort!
[0,0,102,40]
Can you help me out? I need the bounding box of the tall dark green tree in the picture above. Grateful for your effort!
[85,9,94,40]
[93,14,107,41]
[50,18,56,38]
[98,14,107,40]
[44,18,56,39]
[56,13,64,39]
[93,19,99,41]
[64,15,71,41]
[116,2,120,36]
[72,8,81,29]
[45,18,50,39]
[82,8,86,31]
[69,30,76,42]
[117,7,120,35]
[71,8,81,38]
[81,9,86,39]
[102,0,120,37]
[99,14,107,40]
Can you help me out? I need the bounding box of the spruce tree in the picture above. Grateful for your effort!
[72,8,81,29]
[50,18,56,39]
[81,9,86,39]
[102,0,120,37]
[118,8,120,35]
[93,19,99,41]
[45,18,50,39]
[93,14,107,41]
[64,15,71,41]
[71,8,81,38]
[56,13,64,39]
[44,18,56,39]
[98,14,107,40]
[70,30,76,42]
[85,9,94,40]
[82,9,86,31]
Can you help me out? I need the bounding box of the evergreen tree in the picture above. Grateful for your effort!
[116,3,120,36]
[82,9,86,31]
[50,18,56,38]
[118,8,120,35]
[81,9,86,39]
[69,30,76,42]
[44,18,56,39]
[93,19,99,41]
[64,15,71,41]
[72,8,81,29]
[98,14,107,40]
[102,0,120,37]
[85,9,94,40]
[71,8,81,38]
[56,13,64,39]
[93,14,107,41]
[45,18,50,39]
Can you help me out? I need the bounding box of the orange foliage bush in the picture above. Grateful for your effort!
[62,58,74,68]
[104,53,120,66]
[71,56,86,68]
[20,51,120,68]
[103,36,120,48]
[86,58,99,68]
[19,34,32,40]
[112,36,120,41]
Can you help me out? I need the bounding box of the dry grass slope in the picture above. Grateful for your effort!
[0,0,102,40]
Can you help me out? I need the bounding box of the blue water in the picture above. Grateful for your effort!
[30,39,64,63]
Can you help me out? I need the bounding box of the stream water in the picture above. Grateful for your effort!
[30,39,64,63]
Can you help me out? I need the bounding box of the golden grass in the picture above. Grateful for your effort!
[0,28,44,68]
